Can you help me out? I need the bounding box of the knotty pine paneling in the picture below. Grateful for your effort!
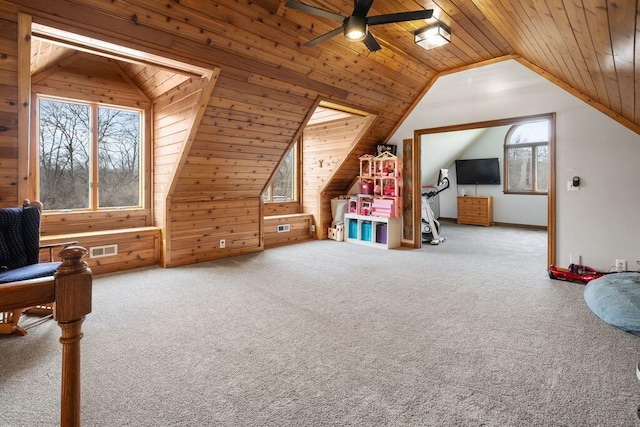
[32,53,150,109]
[174,74,313,198]
[153,76,210,232]
[30,38,70,75]
[263,213,312,248]
[0,16,18,206]
[302,114,374,239]
[40,226,161,275]
[166,197,262,267]
[120,61,190,100]
[263,201,299,216]
[41,210,150,236]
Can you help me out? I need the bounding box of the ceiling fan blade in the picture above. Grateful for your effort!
[367,10,434,26]
[305,27,344,47]
[362,33,381,52]
[285,0,345,22]
[352,0,374,18]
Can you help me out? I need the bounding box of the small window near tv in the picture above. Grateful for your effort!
[455,158,501,185]
[504,120,549,194]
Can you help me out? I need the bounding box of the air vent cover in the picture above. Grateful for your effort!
[90,244,118,258]
[277,224,291,233]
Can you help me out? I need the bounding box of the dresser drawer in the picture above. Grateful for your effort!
[457,196,492,226]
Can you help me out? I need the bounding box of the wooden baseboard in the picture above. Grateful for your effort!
[263,214,313,249]
[40,227,161,274]
[493,222,547,231]
[440,217,547,230]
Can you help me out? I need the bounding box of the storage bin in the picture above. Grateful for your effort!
[376,223,388,244]
[361,221,372,241]
[348,219,358,239]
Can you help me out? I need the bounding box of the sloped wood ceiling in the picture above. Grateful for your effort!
[1,0,639,264]
[303,113,376,238]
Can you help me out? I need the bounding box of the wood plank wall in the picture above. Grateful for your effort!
[0,0,419,270]
[166,196,261,266]
[163,72,315,266]
[152,77,210,233]
[32,54,150,108]
[263,213,312,248]
[0,14,18,205]
[302,114,374,239]
[40,227,160,275]
[263,202,299,216]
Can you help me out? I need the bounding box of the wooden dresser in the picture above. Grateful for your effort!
[457,196,493,226]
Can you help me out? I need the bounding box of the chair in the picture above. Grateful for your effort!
[0,245,92,426]
[0,200,76,335]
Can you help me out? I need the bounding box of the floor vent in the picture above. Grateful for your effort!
[277,224,291,233]
[90,244,118,258]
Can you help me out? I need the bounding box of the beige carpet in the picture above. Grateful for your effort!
[1,223,638,426]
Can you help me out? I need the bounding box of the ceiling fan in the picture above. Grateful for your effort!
[285,0,434,52]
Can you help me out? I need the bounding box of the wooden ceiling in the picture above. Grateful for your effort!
[276,0,639,130]
[9,0,640,198]
[18,0,640,135]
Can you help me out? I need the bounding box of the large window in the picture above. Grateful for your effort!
[263,143,298,203]
[504,120,549,194]
[38,96,142,210]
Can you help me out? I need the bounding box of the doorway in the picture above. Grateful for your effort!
[411,113,556,266]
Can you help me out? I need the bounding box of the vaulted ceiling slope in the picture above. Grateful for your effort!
[9,0,640,186]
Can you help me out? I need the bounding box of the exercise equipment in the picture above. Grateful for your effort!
[422,169,450,245]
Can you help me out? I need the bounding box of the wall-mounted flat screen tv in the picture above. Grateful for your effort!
[455,158,501,185]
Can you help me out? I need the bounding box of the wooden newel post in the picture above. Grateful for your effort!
[54,246,92,427]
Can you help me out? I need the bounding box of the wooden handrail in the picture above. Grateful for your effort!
[0,246,92,427]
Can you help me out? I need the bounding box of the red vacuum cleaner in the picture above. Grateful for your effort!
[548,264,604,284]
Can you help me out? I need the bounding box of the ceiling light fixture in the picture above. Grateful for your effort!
[344,16,367,42]
[414,22,451,50]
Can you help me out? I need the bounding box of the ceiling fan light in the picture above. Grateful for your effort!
[415,22,451,50]
[344,16,367,42]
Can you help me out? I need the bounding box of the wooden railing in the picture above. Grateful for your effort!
[0,246,92,427]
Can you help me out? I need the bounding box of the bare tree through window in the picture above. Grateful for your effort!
[505,120,549,194]
[38,97,142,210]
[98,107,140,207]
[39,99,91,209]
[264,144,297,202]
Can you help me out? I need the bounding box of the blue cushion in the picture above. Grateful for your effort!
[0,207,28,270]
[0,262,61,284]
[584,272,640,336]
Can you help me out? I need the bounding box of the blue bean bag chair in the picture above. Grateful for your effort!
[584,272,640,336]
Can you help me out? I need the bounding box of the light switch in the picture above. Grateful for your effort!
[567,181,579,192]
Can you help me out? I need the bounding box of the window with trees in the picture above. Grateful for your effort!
[263,143,298,203]
[38,96,143,211]
[504,120,550,194]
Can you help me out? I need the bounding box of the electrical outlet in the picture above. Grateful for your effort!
[311,224,315,232]
[615,259,626,272]
[220,239,226,249]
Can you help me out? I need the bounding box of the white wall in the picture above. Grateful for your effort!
[388,59,640,272]
[434,125,548,227]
